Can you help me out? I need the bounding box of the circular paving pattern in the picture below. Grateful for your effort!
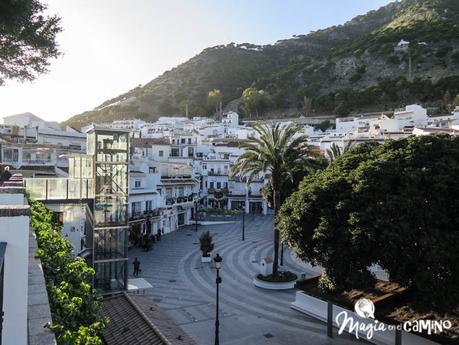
[129,215,368,345]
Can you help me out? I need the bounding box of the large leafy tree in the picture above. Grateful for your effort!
[241,87,272,117]
[278,135,459,309]
[0,0,62,85]
[231,123,312,276]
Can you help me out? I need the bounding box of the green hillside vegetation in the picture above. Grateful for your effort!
[63,0,459,129]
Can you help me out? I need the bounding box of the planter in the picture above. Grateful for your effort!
[253,277,296,290]
[291,291,440,345]
[201,256,212,263]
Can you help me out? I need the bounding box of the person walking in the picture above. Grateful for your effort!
[0,166,12,186]
[133,258,141,277]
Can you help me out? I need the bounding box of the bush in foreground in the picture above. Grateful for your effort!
[29,198,107,344]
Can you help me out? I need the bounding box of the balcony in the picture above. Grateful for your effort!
[207,171,228,176]
[129,209,160,221]
[165,194,194,206]
[207,188,228,195]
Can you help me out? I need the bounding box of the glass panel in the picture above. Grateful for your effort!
[81,157,94,178]
[47,179,68,199]
[95,164,128,195]
[87,132,96,156]
[67,178,82,199]
[94,260,126,292]
[94,228,127,260]
[24,178,46,199]
[94,196,127,227]
[96,132,128,152]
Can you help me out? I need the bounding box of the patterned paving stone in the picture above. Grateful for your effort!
[129,215,368,345]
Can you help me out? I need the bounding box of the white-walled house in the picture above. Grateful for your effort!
[128,158,163,238]
[46,203,88,256]
[157,162,199,233]
[0,175,56,345]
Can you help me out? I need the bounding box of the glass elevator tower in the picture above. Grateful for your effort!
[86,127,129,292]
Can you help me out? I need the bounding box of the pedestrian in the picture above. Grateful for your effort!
[133,257,141,277]
[0,166,12,186]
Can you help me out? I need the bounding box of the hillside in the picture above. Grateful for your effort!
[63,0,459,129]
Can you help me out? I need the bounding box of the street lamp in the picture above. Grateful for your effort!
[240,205,245,241]
[195,191,201,232]
[214,253,223,345]
[195,199,198,232]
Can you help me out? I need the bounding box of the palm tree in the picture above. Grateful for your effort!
[230,123,312,277]
[326,140,355,163]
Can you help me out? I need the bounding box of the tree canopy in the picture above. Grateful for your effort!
[241,87,272,117]
[0,0,62,85]
[278,135,459,309]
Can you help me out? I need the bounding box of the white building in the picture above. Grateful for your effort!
[0,114,86,177]
[128,158,163,240]
[0,175,56,345]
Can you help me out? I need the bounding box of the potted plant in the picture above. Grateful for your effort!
[200,231,214,263]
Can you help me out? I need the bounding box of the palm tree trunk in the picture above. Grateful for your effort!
[273,188,280,277]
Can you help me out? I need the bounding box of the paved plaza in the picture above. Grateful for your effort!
[129,215,367,345]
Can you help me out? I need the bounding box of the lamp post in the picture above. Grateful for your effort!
[195,191,200,232]
[280,242,284,266]
[195,199,198,232]
[214,253,222,345]
[240,205,245,241]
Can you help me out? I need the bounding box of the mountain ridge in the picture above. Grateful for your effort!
[63,0,459,129]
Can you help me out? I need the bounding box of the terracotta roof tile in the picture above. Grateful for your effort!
[103,293,197,345]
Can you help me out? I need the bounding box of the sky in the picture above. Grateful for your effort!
[0,0,393,123]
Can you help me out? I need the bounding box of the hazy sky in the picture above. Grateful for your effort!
[0,0,393,122]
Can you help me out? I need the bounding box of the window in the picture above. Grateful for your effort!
[178,187,184,196]
[158,150,164,157]
[166,188,173,197]
[181,138,185,144]
[131,202,141,215]
[52,212,64,225]
[149,167,156,173]
[171,148,179,157]
[209,182,214,189]
[134,180,141,188]
[216,182,221,189]
[3,148,18,162]
[188,138,192,144]
[146,200,152,212]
